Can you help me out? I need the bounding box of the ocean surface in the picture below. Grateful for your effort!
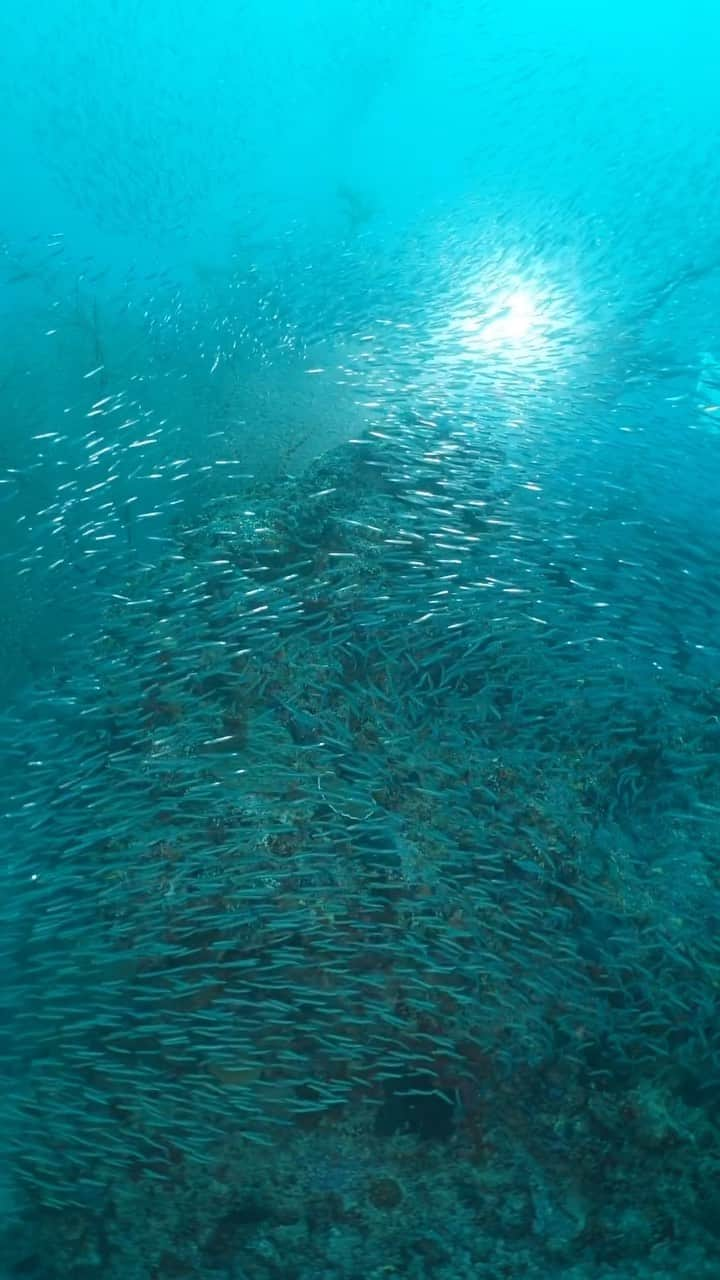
[1,3,720,1278]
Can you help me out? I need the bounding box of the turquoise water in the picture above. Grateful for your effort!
[2,3,720,1277]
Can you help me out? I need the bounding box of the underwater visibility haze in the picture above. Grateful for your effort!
[1,1,720,1277]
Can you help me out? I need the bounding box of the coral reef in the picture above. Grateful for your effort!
[2,425,719,1279]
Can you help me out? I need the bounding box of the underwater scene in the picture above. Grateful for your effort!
[2,2,720,1277]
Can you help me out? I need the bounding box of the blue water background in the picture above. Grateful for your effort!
[1,1,720,1274]
[0,0,718,687]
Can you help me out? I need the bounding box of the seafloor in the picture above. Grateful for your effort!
[3,421,720,1279]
